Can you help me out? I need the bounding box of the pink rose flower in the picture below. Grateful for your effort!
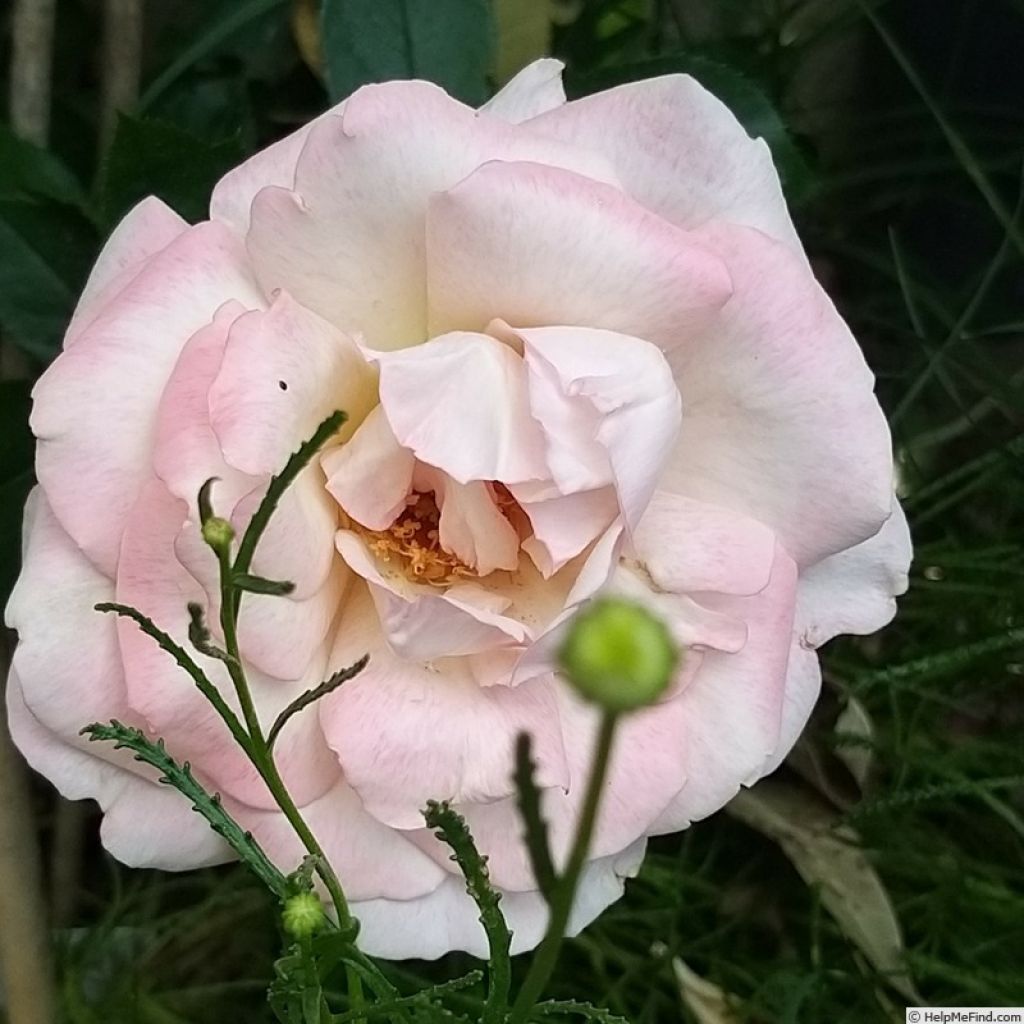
[6,60,910,959]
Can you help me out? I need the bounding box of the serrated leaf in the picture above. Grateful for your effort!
[727,780,918,1002]
[234,572,297,596]
[320,0,496,105]
[101,114,245,224]
[266,654,369,748]
[82,720,288,898]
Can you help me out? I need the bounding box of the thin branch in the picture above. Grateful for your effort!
[100,0,144,153]
[0,637,56,1024]
[9,0,56,145]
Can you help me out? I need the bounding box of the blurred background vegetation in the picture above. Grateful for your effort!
[0,1,1022,1021]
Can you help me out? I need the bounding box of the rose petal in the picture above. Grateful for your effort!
[516,325,682,530]
[245,82,618,350]
[376,331,548,485]
[650,543,798,832]
[116,479,341,808]
[322,405,415,531]
[352,841,645,959]
[208,290,376,478]
[211,108,341,234]
[514,485,619,578]
[480,58,567,123]
[796,497,911,648]
[319,586,567,829]
[529,74,802,251]
[67,197,188,346]
[227,779,447,902]
[661,222,895,566]
[7,670,230,870]
[630,492,777,596]
[426,160,732,348]
[335,531,528,660]
[32,222,264,574]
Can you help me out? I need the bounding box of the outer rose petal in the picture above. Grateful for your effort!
[245,82,619,351]
[67,197,188,346]
[755,641,822,778]
[661,221,894,566]
[426,161,733,349]
[435,682,691,892]
[4,494,229,869]
[210,108,340,233]
[319,586,567,830]
[528,75,802,252]
[227,780,447,902]
[650,544,798,833]
[797,498,911,648]
[375,331,548,485]
[7,672,230,869]
[32,221,265,574]
[352,841,645,959]
[480,58,567,122]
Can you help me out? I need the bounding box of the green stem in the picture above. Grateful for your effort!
[215,531,372,1017]
[509,712,619,1023]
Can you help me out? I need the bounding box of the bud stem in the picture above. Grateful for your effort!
[509,710,619,1023]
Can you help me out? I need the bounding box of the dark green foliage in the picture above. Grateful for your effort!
[320,0,496,105]
[100,113,246,224]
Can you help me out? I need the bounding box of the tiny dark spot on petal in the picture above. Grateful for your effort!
[278,380,288,391]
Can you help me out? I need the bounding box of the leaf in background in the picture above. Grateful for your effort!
[0,381,35,598]
[834,696,876,791]
[494,0,551,84]
[101,114,245,225]
[0,199,97,359]
[0,125,90,210]
[672,960,741,1024]
[727,780,918,1002]
[320,0,496,105]
[568,53,815,203]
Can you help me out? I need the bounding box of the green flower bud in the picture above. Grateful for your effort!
[201,516,235,553]
[282,891,325,939]
[558,598,679,712]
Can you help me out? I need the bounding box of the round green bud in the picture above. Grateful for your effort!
[201,516,235,552]
[281,891,325,939]
[558,598,679,712]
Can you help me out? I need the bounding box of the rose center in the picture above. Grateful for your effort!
[343,483,529,588]
[347,491,471,587]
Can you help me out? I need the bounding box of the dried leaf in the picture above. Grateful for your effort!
[673,959,742,1024]
[835,696,875,790]
[727,779,918,1002]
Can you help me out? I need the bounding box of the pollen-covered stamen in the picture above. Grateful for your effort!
[347,485,528,587]
[348,490,471,586]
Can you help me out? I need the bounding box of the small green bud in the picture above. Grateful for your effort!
[558,598,679,712]
[201,516,234,553]
[281,891,325,939]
